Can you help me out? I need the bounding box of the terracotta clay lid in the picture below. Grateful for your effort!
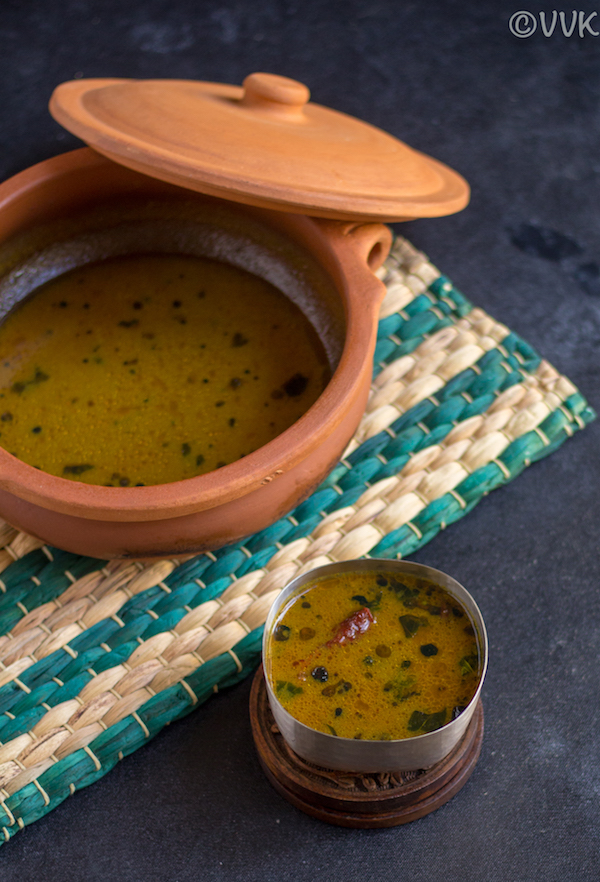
[49,72,469,222]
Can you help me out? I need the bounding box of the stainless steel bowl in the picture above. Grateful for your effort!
[263,559,488,773]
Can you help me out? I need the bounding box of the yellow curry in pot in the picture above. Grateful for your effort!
[0,253,330,485]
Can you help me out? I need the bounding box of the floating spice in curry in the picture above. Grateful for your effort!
[0,253,331,485]
[266,571,483,741]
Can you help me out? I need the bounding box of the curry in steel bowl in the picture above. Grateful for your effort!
[263,560,487,772]
[266,568,482,741]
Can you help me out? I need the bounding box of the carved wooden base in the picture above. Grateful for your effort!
[250,665,484,828]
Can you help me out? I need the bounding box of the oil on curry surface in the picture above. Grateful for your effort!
[0,254,330,486]
[266,571,482,741]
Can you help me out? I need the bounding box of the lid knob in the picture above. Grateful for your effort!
[241,73,310,120]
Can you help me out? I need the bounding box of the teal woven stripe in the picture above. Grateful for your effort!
[372,276,472,377]
[0,553,101,637]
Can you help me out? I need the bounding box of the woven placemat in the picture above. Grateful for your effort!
[0,235,593,843]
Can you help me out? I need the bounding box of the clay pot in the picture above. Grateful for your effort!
[0,73,469,559]
[0,148,392,559]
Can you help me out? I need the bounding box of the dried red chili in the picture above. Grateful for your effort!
[327,607,374,647]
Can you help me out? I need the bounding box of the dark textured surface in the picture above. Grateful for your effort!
[1,1,599,878]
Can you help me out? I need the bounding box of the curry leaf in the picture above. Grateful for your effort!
[459,654,479,676]
[383,672,418,702]
[351,590,382,611]
[407,708,447,733]
[389,578,420,606]
[399,614,422,638]
[422,709,447,733]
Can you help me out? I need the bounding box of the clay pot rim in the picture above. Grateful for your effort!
[0,149,391,522]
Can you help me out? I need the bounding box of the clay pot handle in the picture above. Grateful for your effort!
[339,222,393,272]
[311,219,392,312]
[241,73,310,120]
[315,219,392,276]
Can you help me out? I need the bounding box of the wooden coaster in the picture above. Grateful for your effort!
[250,666,484,828]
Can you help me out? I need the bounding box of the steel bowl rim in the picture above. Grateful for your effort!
[263,558,488,751]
